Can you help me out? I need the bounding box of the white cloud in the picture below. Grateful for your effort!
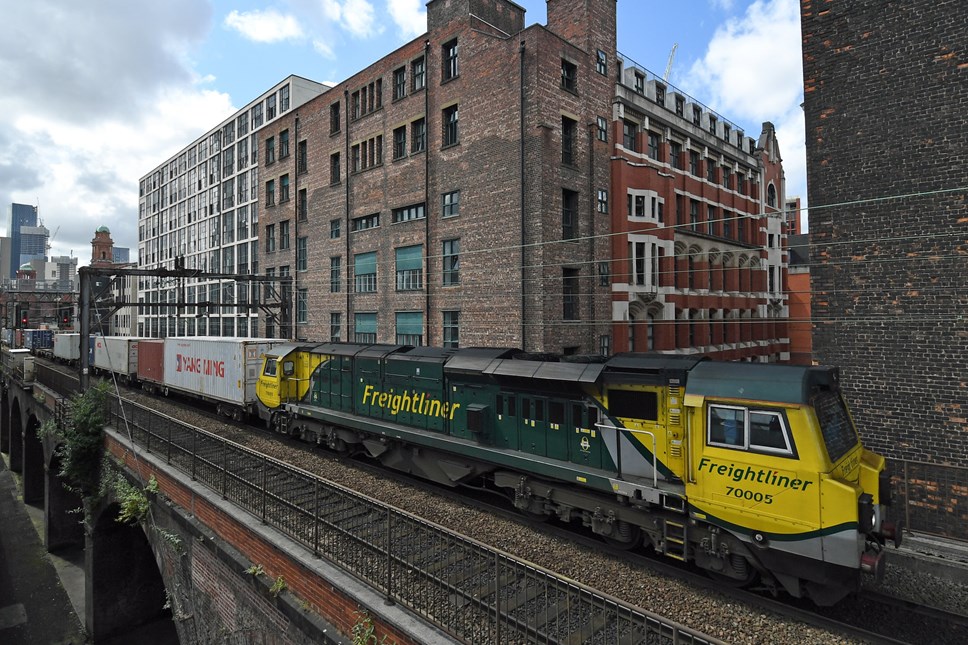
[682,0,807,206]
[224,9,305,43]
[313,39,336,59]
[319,0,379,38]
[387,0,426,38]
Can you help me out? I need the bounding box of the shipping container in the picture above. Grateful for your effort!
[24,329,54,351]
[53,333,82,363]
[137,339,165,388]
[163,337,281,413]
[93,336,142,379]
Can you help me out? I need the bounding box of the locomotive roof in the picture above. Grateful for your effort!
[601,353,706,385]
[686,362,840,404]
[444,347,519,375]
[482,358,605,384]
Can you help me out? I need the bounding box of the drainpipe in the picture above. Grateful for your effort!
[519,40,527,351]
[293,113,299,341]
[344,90,351,336]
[424,39,431,346]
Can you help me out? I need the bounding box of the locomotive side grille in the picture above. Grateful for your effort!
[667,385,681,425]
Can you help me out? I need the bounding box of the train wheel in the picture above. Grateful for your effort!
[707,554,758,587]
[604,524,642,550]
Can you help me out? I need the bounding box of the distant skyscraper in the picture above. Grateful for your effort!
[113,246,130,264]
[9,203,38,276]
[19,224,49,266]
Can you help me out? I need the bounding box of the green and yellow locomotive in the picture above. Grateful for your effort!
[256,344,900,605]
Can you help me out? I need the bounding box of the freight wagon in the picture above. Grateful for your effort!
[148,337,282,418]
[52,333,82,364]
[24,329,54,351]
[92,336,142,382]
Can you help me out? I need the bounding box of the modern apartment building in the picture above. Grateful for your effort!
[136,76,330,337]
[607,56,789,360]
[8,202,38,277]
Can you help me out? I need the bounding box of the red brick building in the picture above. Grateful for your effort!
[262,0,615,354]
[606,60,789,360]
[258,0,788,358]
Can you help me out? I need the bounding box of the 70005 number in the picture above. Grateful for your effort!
[726,487,773,504]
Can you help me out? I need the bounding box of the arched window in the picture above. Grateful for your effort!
[767,184,777,208]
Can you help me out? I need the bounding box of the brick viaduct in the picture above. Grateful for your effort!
[0,369,452,644]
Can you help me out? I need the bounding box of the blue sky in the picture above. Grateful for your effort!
[0,0,805,262]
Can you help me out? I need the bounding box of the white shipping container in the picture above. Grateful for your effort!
[53,333,82,362]
[93,336,141,376]
[163,337,280,406]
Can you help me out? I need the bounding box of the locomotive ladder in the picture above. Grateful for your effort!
[663,519,688,561]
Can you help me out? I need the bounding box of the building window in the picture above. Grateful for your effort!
[265,180,275,206]
[297,236,307,271]
[675,96,684,116]
[266,93,277,120]
[395,245,423,291]
[330,256,341,292]
[355,312,377,343]
[279,174,290,202]
[280,85,290,112]
[266,136,275,164]
[623,120,637,151]
[692,106,702,126]
[442,311,459,348]
[393,126,407,160]
[768,184,777,208]
[596,49,607,75]
[655,84,665,106]
[647,131,660,160]
[352,212,380,231]
[279,129,290,158]
[330,152,341,184]
[442,191,460,218]
[393,67,406,100]
[411,118,426,153]
[706,158,716,183]
[689,150,699,175]
[737,173,747,195]
[280,220,290,249]
[297,140,307,173]
[597,189,608,213]
[562,116,577,166]
[690,200,699,231]
[562,189,578,240]
[252,102,264,129]
[330,312,342,341]
[298,188,307,220]
[412,56,425,91]
[396,312,423,346]
[723,210,733,238]
[670,141,682,170]
[563,268,579,321]
[297,289,308,323]
[265,223,276,252]
[442,105,459,147]
[634,72,645,94]
[392,203,425,223]
[354,252,377,293]
[596,116,607,142]
[561,59,577,92]
[708,115,717,135]
[330,219,341,239]
[723,123,731,143]
[330,102,341,134]
[442,39,458,81]
[707,205,716,236]
[442,239,459,286]
[721,165,732,189]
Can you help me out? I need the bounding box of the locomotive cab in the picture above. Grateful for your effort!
[256,343,324,419]
[683,362,898,605]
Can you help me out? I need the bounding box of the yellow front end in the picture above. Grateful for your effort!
[256,348,324,410]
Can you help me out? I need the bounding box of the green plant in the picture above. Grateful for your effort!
[245,564,265,577]
[54,382,110,498]
[269,576,287,597]
[37,417,58,440]
[114,474,156,525]
[351,610,394,645]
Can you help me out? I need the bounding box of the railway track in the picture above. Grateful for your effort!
[34,356,968,643]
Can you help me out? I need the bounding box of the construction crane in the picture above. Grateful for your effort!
[664,43,678,82]
[46,225,60,258]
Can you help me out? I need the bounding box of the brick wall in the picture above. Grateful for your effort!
[802,0,968,463]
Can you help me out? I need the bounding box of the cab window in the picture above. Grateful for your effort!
[263,359,278,377]
[708,405,793,457]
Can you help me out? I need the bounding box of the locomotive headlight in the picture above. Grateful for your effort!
[858,493,875,534]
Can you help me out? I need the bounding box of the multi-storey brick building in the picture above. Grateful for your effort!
[802,0,968,468]
[261,0,615,353]
[606,55,788,359]
[137,76,329,338]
